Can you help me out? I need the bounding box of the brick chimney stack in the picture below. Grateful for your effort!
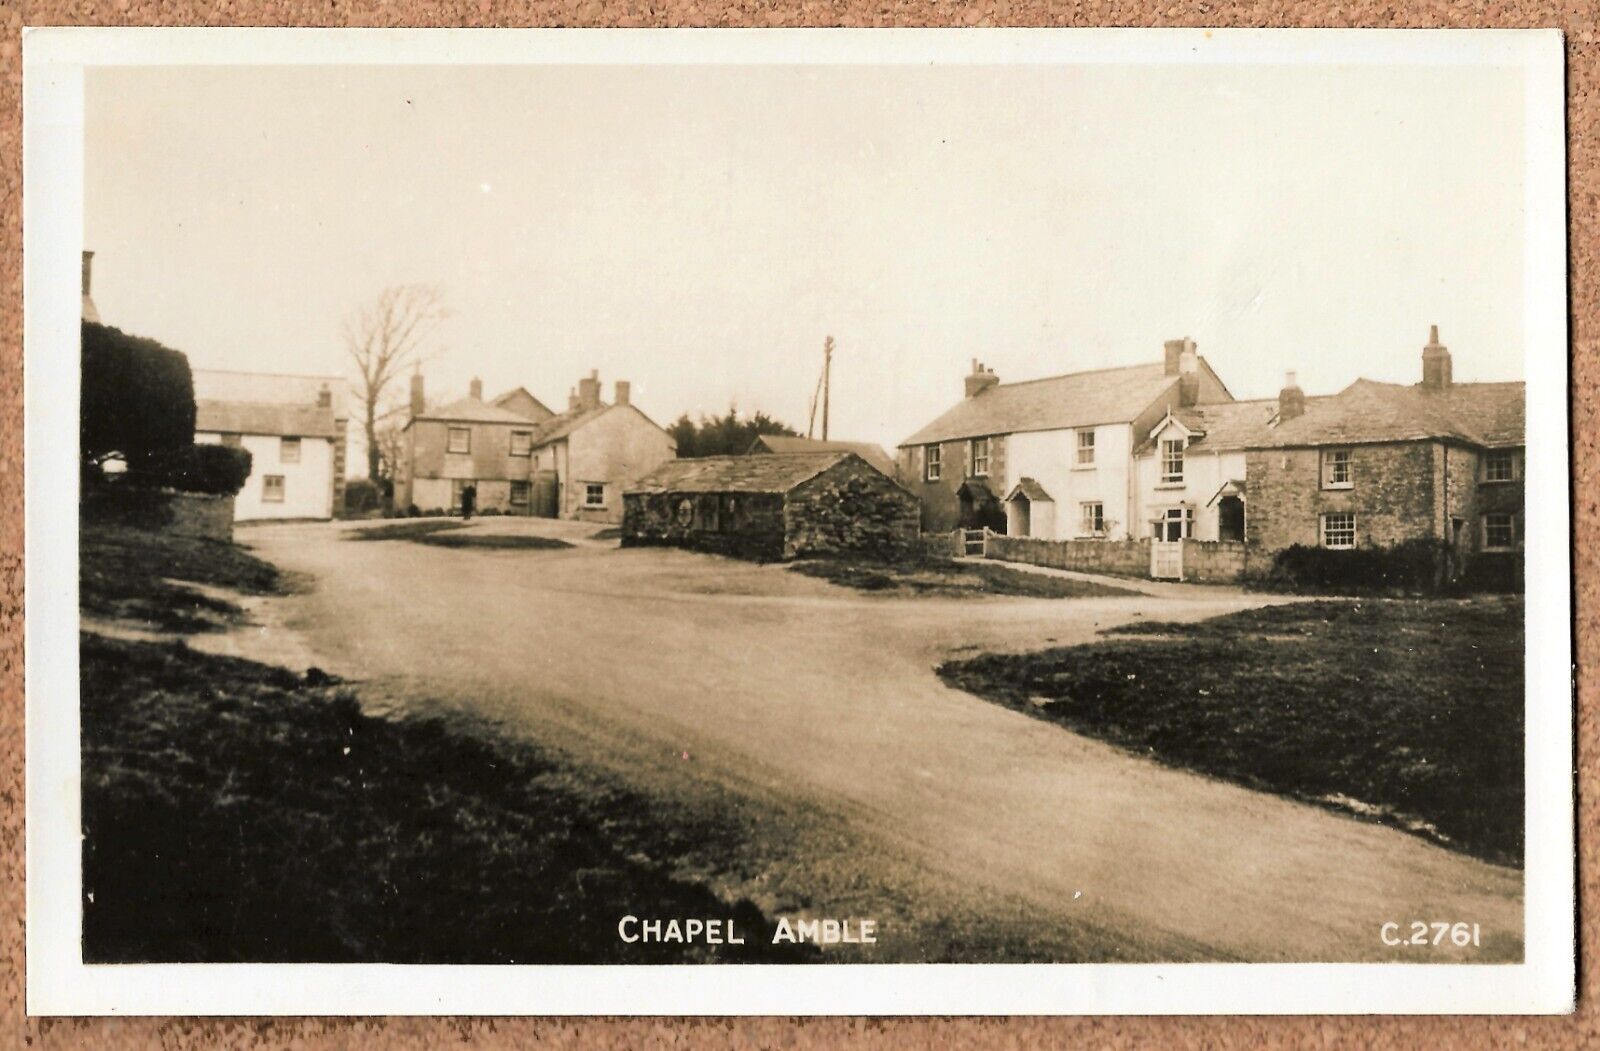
[568,388,579,411]
[317,383,332,408]
[614,381,631,407]
[964,359,999,399]
[469,377,483,400]
[82,250,94,296]
[577,369,602,410]
[1177,340,1199,406]
[1421,325,1452,390]
[410,371,425,419]
[1278,370,1306,421]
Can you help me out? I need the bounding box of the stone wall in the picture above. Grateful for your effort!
[900,433,1007,533]
[784,458,921,560]
[1182,540,1258,583]
[986,534,1152,578]
[621,490,788,560]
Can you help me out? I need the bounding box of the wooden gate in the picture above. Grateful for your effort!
[1150,539,1184,580]
[962,528,988,557]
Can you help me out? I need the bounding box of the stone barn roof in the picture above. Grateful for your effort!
[748,435,897,477]
[627,452,864,495]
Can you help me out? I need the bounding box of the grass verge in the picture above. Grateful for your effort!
[938,598,1523,865]
[792,556,1137,599]
[81,634,816,964]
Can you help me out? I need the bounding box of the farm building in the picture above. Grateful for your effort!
[622,452,919,561]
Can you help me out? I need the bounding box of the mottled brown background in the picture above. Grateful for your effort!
[2,4,1592,1047]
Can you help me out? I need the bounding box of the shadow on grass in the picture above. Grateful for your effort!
[939,597,1524,866]
[346,520,574,550]
[792,556,1137,599]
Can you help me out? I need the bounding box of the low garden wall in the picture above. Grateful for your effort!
[985,534,1152,578]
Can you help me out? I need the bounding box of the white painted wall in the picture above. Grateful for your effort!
[1131,419,1247,541]
[197,431,334,520]
[1006,424,1136,540]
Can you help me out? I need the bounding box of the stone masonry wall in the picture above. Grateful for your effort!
[621,490,787,560]
[784,458,921,560]
[1245,442,1439,552]
[900,433,1007,533]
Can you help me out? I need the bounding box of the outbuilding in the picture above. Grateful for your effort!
[622,452,919,562]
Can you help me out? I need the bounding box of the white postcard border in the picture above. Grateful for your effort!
[23,27,1573,1016]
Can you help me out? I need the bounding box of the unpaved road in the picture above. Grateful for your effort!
[239,518,1522,963]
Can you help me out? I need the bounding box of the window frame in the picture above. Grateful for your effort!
[1321,448,1353,489]
[1075,429,1096,467]
[924,444,942,482]
[510,430,533,457]
[509,480,531,507]
[1320,512,1357,550]
[447,426,472,455]
[279,436,302,463]
[1483,450,1517,483]
[1152,506,1193,541]
[583,482,607,508]
[969,437,991,478]
[1482,512,1516,551]
[262,474,286,503]
[1080,501,1105,537]
[1159,438,1185,484]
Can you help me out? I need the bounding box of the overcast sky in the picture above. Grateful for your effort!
[85,61,1526,453]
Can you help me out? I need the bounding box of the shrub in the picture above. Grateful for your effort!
[134,444,254,496]
[343,479,383,515]
[1264,539,1451,594]
[82,322,196,465]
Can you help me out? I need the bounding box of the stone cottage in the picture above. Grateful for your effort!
[1242,328,1524,575]
[898,341,1234,538]
[525,372,678,524]
[622,452,919,561]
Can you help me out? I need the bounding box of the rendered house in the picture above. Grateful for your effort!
[623,451,918,561]
[396,370,675,522]
[897,340,1233,538]
[526,372,677,524]
[193,369,349,521]
[1240,328,1524,571]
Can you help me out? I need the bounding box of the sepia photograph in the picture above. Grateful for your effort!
[24,28,1571,1015]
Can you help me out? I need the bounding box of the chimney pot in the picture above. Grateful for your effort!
[469,377,483,400]
[1177,341,1200,406]
[81,250,94,296]
[965,360,1000,399]
[577,371,602,410]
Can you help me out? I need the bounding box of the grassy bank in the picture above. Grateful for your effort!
[939,598,1524,865]
[81,521,294,631]
[792,557,1138,599]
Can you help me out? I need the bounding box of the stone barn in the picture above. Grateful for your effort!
[622,452,920,562]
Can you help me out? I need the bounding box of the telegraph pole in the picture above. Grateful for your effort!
[821,335,833,441]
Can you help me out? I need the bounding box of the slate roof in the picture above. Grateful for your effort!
[1005,477,1054,503]
[628,452,856,494]
[413,396,539,425]
[1249,380,1525,450]
[196,400,338,439]
[749,435,897,477]
[526,404,612,446]
[1137,399,1292,454]
[900,361,1195,447]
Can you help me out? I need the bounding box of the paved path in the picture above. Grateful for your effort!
[239,519,1523,963]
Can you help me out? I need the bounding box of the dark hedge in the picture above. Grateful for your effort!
[82,321,196,464]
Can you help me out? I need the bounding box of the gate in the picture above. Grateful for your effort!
[962,528,988,557]
[1151,539,1184,580]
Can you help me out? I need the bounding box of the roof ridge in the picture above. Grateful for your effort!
[983,358,1167,391]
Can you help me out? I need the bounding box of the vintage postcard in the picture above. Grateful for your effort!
[23,28,1572,1015]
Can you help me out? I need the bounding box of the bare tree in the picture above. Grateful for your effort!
[343,285,451,484]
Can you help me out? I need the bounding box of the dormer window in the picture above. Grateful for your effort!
[1160,438,1185,484]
